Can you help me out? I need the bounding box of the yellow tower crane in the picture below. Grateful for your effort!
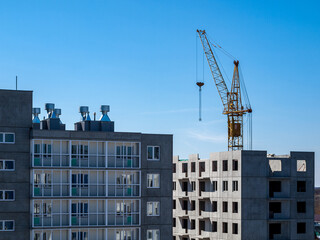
[196,29,252,151]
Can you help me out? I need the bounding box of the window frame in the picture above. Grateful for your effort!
[147,174,160,188]
[232,180,238,192]
[232,159,238,171]
[0,190,15,201]
[222,201,228,212]
[223,181,228,191]
[212,181,218,192]
[233,202,238,213]
[223,160,228,171]
[147,229,160,240]
[147,202,160,216]
[0,133,15,144]
[191,181,196,191]
[222,222,228,233]
[0,160,15,171]
[147,146,160,161]
[212,160,218,172]
[233,223,238,234]
[0,220,15,231]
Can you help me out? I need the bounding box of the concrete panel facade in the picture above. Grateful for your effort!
[173,150,314,240]
[0,90,32,239]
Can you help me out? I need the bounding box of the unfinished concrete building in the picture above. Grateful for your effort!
[173,150,314,240]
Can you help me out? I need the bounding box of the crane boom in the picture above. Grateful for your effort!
[197,29,229,113]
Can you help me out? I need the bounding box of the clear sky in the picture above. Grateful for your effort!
[1,1,320,184]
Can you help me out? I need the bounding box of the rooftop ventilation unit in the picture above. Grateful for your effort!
[79,106,91,121]
[54,108,62,123]
[100,105,111,121]
[32,108,41,123]
[45,103,55,118]
[54,108,61,118]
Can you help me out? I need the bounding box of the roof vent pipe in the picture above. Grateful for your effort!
[79,106,89,121]
[100,105,111,121]
[54,108,61,118]
[45,103,55,118]
[54,108,62,123]
[32,108,41,123]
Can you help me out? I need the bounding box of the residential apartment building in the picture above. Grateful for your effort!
[0,89,172,240]
[173,150,314,240]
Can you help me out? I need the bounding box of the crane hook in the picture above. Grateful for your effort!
[196,82,204,121]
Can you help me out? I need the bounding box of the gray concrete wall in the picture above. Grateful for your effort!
[0,90,32,239]
[140,134,173,240]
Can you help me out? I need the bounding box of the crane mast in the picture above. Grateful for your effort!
[197,29,252,151]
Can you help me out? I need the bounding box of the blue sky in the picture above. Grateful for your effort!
[1,1,320,184]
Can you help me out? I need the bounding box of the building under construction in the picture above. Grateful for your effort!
[173,150,314,240]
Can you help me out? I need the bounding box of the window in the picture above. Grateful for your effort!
[222,222,228,233]
[233,160,238,171]
[191,181,196,191]
[269,202,281,214]
[269,223,281,238]
[173,164,176,173]
[42,202,52,217]
[191,219,195,229]
[72,231,88,240]
[147,146,160,161]
[233,202,238,213]
[223,201,228,212]
[42,143,52,157]
[297,181,306,192]
[297,222,306,234]
[71,202,88,217]
[147,202,160,216]
[0,220,14,231]
[223,160,228,171]
[173,200,176,209]
[213,181,218,192]
[212,161,217,171]
[199,162,205,173]
[269,181,281,197]
[0,190,14,201]
[0,133,15,144]
[147,174,160,188]
[72,173,88,188]
[191,201,195,210]
[191,162,195,172]
[173,218,176,227]
[0,160,14,171]
[212,221,217,232]
[34,144,41,154]
[223,181,228,191]
[269,159,282,172]
[232,181,238,191]
[182,200,188,211]
[233,223,238,234]
[297,160,306,172]
[182,219,188,229]
[182,163,188,173]
[212,201,217,212]
[297,202,306,213]
[173,181,176,191]
[147,230,160,240]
